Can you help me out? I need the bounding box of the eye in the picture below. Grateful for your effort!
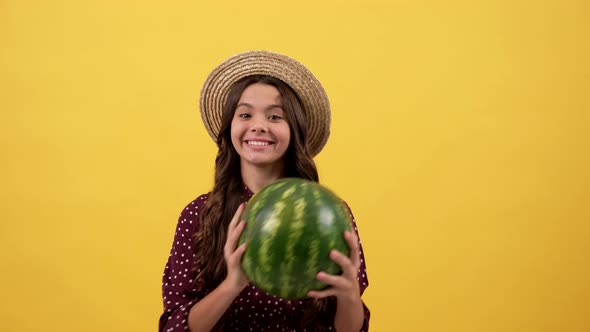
[238,113,251,119]
[268,114,283,121]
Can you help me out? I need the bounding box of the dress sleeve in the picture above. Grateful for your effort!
[158,194,208,332]
[346,202,371,332]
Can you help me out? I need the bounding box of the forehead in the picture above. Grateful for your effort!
[239,83,282,103]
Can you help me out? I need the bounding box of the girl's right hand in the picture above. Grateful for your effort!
[223,203,249,292]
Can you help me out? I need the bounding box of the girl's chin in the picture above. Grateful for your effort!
[240,155,285,168]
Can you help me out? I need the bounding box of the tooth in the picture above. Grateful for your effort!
[249,141,269,146]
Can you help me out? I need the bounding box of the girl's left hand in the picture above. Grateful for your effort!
[307,230,362,302]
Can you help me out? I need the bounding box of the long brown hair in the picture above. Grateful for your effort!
[193,75,332,330]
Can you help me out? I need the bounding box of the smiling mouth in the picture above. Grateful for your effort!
[246,140,274,146]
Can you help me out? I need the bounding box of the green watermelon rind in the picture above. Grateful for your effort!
[238,178,353,299]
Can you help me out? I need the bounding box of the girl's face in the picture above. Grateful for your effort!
[230,83,291,169]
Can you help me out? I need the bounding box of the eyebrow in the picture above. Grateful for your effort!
[236,102,283,111]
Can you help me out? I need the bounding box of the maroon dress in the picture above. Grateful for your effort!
[159,187,370,331]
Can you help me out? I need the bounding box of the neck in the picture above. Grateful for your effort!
[240,161,285,193]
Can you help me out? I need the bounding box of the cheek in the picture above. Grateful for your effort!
[282,125,292,146]
[230,119,243,136]
[230,121,242,146]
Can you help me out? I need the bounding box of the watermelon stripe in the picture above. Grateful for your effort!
[283,192,308,297]
[268,187,295,297]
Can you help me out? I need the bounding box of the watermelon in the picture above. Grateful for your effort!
[238,178,353,299]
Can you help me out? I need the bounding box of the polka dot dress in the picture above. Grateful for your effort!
[159,189,370,331]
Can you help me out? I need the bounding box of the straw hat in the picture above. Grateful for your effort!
[199,50,331,157]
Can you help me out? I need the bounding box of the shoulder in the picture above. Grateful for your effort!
[175,193,210,231]
[340,199,355,217]
[180,193,210,215]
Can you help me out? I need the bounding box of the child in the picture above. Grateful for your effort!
[159,51,370,331]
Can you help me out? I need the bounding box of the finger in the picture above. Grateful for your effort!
[329,249,356,276]
[307,287,336,299]
[235,241,248,256]
[344,231,361,269]
[225,220,247,254]
[228,203,246,233]
[229,242,248,264]
[315,271,348,289]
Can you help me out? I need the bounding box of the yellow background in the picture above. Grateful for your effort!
[1,0,588,331]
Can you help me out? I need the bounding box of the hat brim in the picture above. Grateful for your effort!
[199,50,330,157]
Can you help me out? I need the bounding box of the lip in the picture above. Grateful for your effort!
[244,139,275,144]
[244,139,275,149]
[244,138,274,143]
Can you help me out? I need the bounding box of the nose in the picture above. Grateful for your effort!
[250,126,267,133]
[250,117,267,133]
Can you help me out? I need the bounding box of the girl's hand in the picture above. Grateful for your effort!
[223,203,249,292]
[307,230,362,303]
